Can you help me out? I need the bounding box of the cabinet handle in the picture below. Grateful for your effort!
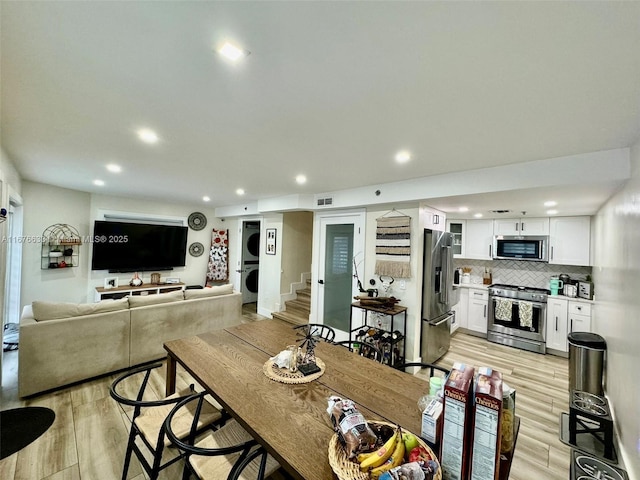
[551,246,554,260]
[576,306,582,311]
[521,222,525,231]
[489,245,492,257]
[555,316,558,331]
[571,319,573,332]
[515,222,519,232]
[483,305,487,318]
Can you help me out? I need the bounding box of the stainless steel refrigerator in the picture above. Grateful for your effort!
[421,229,457,363]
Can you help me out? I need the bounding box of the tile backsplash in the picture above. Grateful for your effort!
[453,259,592,289]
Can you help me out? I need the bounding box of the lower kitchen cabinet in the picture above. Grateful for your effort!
[452,287,469,332]
[546,297,568,352]
[546,297,593,355]
[467,288,488,336]
[568,301,592,333]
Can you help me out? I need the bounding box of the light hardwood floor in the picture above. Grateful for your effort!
[1,311,570,480]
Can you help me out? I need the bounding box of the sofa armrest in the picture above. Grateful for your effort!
[18,308,131,397]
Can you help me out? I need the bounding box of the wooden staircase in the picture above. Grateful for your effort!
[272,281,311,326]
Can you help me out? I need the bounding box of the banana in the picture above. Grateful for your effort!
[356,450,376,463]
[369,433,406,479]
[359,428,399,472]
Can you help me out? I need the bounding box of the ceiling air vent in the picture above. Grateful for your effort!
[491,210,511,214]
[317,197,333,206]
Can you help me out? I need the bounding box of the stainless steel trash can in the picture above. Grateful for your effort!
[568,332,606,396]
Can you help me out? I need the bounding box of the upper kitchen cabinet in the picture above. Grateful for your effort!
[446,220,465,257]
[420,204,446,232]
[464,219,494,260]
[493,217,549,236]
[549,216,591,266]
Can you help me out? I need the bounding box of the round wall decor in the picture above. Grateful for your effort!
[188,212,207,231]
[189,242,205,257]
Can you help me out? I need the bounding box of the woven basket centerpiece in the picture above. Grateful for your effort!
[327,420,442,480]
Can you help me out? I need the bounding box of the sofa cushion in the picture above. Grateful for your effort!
[128,290,184,308]
[184,284,233,300]
[32,297,129,321]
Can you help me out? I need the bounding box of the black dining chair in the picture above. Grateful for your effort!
[109,363,224,480]
[292,323,336,343]
[397,362,451,378]
[334,340,383,363]
[164,392,281,480]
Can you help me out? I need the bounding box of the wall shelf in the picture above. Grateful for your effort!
[41,224,81,269]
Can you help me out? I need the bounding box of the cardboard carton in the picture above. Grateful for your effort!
[440,363,475,480]
[470,367,503,480]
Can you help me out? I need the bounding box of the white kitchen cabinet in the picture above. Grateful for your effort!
[467,289,488,336]
[463,219,494,260]
[420,204,446,232]
[446,220,465,258]
[549,216,591,266]
[452,287,469,331]
[493,217,549,236]
[546,297,569,352]
[568,301,592,333]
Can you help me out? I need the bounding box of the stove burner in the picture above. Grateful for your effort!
[575,455,625,480]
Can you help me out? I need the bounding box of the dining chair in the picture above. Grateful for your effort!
[164,392,280,480]
[397,362,451,378]
[292,323,336,343]
[109,363,224,480]
[334,340,383,363]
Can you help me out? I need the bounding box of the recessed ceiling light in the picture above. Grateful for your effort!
[106,163,122,173]
[395,150,411,163]
[202,196,210,202]
[218,42,249,61]
[236,188,245,196]
[295,174,307,185]
[474,213,483,218]
[546,209,558,215]
[137,128,159,144]
[459,207,469,213]
[544,201,557,207]
[93,179,105,186]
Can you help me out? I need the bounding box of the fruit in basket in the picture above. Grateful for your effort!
[408,446,433,463]
[402,432,420,454]
[359,428,399,471]
[369,434,405,479]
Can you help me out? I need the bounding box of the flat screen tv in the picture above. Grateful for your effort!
[91,220,188,272]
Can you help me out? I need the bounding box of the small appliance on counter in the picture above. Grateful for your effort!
[579,280,594,300]
[549,276,564,295]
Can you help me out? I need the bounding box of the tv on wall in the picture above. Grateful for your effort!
[91,220,188,272]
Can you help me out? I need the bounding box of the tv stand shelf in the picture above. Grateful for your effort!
[95,283,185,301]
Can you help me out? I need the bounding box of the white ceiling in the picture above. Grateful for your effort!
[2,1,640,215]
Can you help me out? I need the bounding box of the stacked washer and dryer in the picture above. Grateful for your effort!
[241,221,260,304]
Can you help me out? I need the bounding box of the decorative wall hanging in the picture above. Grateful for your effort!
[188,212,207,231]
[205,228,229,284]
[374,211,411,278]
[265,228,277,255]
[189,242,204,257]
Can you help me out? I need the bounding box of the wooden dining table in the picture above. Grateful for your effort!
[163,318,432,480]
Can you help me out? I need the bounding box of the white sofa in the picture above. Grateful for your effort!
[19,285,243,397]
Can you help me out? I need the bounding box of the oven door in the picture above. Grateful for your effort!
[487,295,546,343]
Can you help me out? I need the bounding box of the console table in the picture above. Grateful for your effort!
[95,283,185,301]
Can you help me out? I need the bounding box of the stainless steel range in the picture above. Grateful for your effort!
[487,284,549,354]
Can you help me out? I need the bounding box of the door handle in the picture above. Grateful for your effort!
[318,279,324,284]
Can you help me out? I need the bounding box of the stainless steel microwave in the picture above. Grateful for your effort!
[493,235,549,262]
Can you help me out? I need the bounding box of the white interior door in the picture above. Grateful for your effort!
[313,210,365,341]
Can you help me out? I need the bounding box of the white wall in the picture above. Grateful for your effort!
[592,139,640,479]
[257,213,283,317]
[364,207,422,362]
[20,182,225,305]
[21,181,91,305]
[280,211,313,294]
